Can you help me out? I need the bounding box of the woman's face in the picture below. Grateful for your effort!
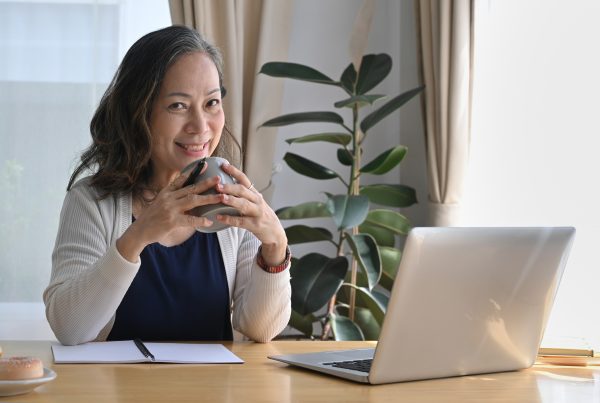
[148,51,224,187]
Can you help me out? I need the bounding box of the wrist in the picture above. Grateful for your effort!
[259,237,287,264]
[116,223,147,263]
[257,244,291,274]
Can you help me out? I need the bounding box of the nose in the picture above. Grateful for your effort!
[184,107,209,134]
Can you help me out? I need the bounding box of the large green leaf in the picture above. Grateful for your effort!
[379,246,402,291]
[336,282,351,304]
[330,313,364,341]
[343,284,386,325]
[370,290,390,311]
[337,305,381,340]
[345,233,381,290]
[356,54,392,95]
[276,202,330,220]
[360,85,425,132]
[358,222,396,247]
[284,152,339,180]
[337,148,353,166]
[364,209,411,235]
[259,62,340,86]
[289,310,316,338]
[339,63,357,94]
[262,111,345,127]
[326,194,370,230]
[338,285,389,322]
[334,94,386,109]
[360,184,417,207]
[290,253,348,315]
[372,290,389,310]
[285,225,333,245]
[285,132,352,146]
[343,268,369,288]
[360,146,407,175]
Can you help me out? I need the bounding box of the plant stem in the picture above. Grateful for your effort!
[348,102,361,322]
[321,298,335,340]
[325,94,363,338]
[322,238,346,340]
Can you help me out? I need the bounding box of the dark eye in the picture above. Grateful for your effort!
[168,102,187,111]
[207,98,221,108]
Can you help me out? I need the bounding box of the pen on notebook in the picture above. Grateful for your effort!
[134,338,155,362]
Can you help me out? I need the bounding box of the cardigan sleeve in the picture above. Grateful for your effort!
[230,229,291,342]
[43,182,140,345]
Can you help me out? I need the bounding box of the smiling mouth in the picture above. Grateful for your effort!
[176,142,207,152]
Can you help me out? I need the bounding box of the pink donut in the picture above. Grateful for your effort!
[0,356,44,380]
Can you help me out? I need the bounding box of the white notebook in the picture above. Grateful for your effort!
[52,340,244,364]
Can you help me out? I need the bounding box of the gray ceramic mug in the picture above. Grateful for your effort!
[182,156,240,233]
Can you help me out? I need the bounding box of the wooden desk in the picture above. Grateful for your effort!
[1,340,599,402]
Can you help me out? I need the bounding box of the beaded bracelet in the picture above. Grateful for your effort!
[256,245,291,273]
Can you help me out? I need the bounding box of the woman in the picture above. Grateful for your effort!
[44,26,291,346]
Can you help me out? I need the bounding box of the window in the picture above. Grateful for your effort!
[464,0,600,341]
[0,0,170,339]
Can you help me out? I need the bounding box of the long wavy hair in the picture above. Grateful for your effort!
[68,25,241,197]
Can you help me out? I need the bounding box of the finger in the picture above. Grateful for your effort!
[182,213,214,229]
[216,182,261,204]
[215,213,248,229]
[172,175,221,199]
[220,163,252,188]
[219,193,257,217]
[167,161,211,194]
[179,192,224,212]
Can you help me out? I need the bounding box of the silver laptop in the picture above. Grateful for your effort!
[269,226,576,384]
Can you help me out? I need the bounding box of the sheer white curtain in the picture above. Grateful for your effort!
[463,0,600,343]
[0,0,170,339]
[415,0,474,226]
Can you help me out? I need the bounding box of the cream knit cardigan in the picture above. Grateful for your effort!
[43,178,291,345]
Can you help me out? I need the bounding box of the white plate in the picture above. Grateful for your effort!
[0,368,57,397]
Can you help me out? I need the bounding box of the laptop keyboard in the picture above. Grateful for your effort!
[322,359,372,373]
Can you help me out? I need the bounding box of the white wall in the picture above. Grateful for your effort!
[270,0,427,257]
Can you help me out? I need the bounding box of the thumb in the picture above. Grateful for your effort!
[167,169,193,191]
[179,159,206,189]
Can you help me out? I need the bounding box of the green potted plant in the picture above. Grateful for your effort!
[260,53,423,340]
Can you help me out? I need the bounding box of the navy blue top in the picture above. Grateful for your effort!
[107,230,233,341]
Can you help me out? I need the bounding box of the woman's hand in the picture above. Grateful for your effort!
[215,163,288,266]
[116,172,223,262]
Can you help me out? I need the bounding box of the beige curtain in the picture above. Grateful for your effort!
[415,0,474,226]
[169,0,293,200]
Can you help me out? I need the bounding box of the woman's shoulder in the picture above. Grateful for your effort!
[68,176,100,198]
[67,176,124,205]
[61,175,131,237]
[69,175,94,190]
